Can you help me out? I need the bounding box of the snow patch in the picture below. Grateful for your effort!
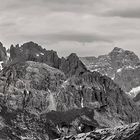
[111,74,115,80]
[117,68,122,73]
[135,65,140,68]
[7,52,10,58]
[61,80,69,88]
[81,97,84,108]
[128,86,140,97]
[0,61,3,70]
[125,66,135,69]
[91,69,99,72]
[40,52,44,55]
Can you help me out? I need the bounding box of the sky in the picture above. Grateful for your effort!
[0,0,140,57]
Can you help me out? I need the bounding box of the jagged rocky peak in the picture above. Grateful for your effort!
[0,46,139,139]
[9,41,61,68]
[0,42,7,61]
[21,41,42,50]
[66,53,84,66]
[59,53,87,77]
[10,41,44,59]
[110,47,124,53]
[109,47,140,67]
[67,53,79,59]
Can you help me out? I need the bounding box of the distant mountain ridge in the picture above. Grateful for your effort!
[80,47,140,97]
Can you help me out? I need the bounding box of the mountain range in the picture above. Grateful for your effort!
[0,42,139,139]
[80,47,140,106]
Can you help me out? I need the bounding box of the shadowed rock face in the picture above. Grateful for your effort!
[59,53,87,77]
[0,42,7,62]
[80,47,140,95]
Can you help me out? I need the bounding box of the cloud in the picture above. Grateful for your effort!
[24,32,112,43]
[105,8,140,18]
[47,32,112,43]
[0,0,140,57]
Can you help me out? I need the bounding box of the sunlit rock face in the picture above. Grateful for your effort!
[59,53,87,77]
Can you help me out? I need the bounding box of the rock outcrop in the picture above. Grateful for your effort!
[59,53,87,77]
[9,42,61,69]
[0,42,7,61]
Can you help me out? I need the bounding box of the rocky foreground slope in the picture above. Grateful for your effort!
[57,122,140,140]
